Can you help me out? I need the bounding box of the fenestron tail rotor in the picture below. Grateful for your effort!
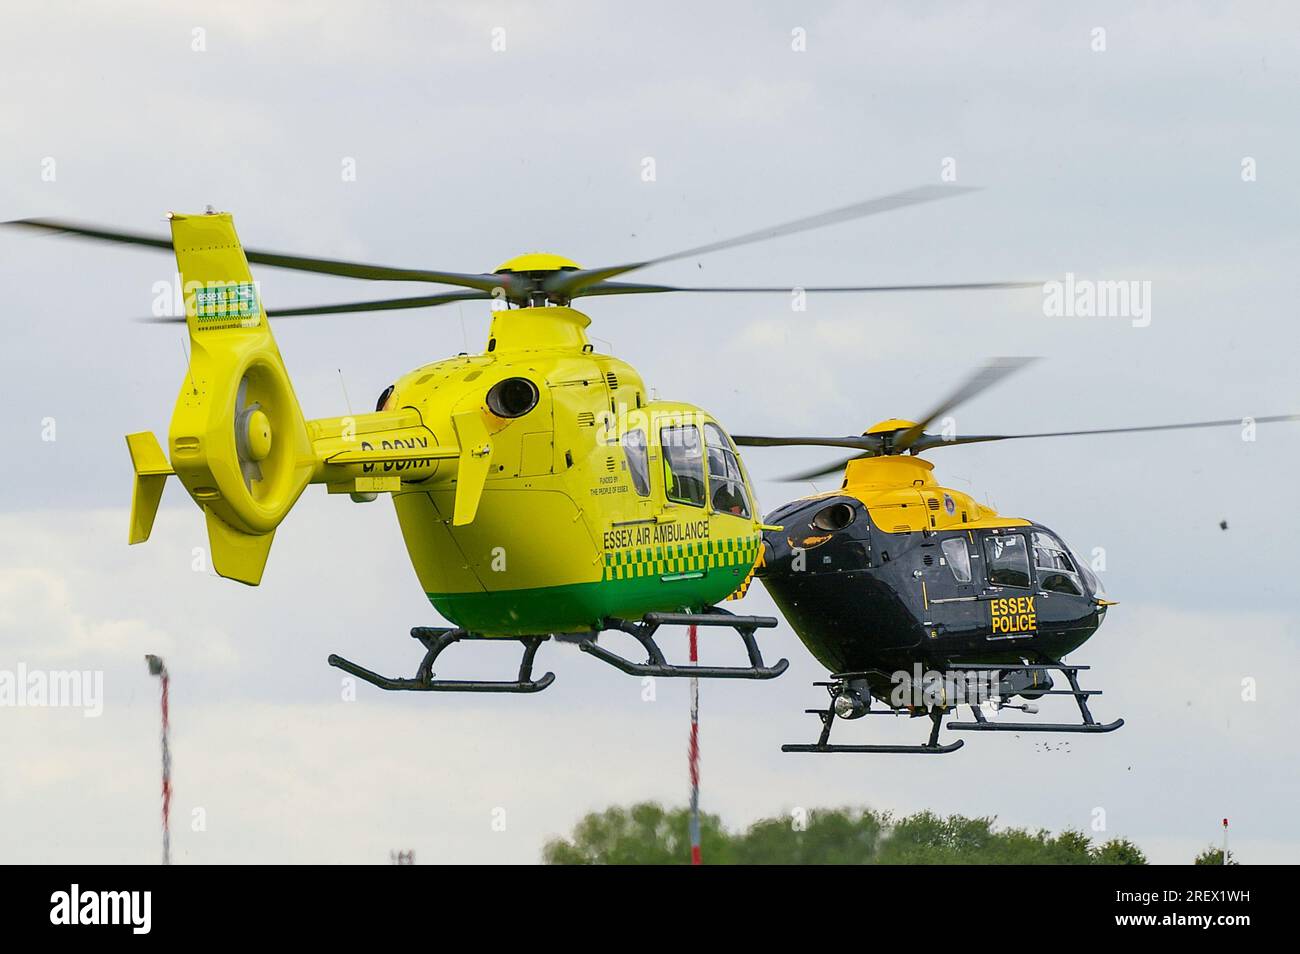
[5,185,1038,318]
[733,359,1300,481]
[233,375,269,489]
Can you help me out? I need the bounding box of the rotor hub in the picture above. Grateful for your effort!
[493,254,584,307]
[493,252,582,274]
[238,406,273,462]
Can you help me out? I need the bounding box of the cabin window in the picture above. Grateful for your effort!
[660,424,706,507]
[1033,531,1084,596]
[621,429,651,497]
[984,533,1030,588]
[941,538,972,583]
[704,423,752,518]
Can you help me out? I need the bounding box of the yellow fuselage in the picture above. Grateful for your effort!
[308,306,763,635]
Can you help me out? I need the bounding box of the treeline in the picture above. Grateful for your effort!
[544,803,1228,865]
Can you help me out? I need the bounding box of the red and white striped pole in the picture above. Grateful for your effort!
[146,655,171,866]
[687,624,701,865]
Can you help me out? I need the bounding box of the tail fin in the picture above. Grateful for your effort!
[128,212,315,585]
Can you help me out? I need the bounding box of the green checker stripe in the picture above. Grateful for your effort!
[195,282,260,323]
[602,533,761,582]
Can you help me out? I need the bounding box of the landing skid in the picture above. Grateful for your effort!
[945,661,1125,734]
[328,628,555,693]
[783,679,964,755]
[784,659,1124,753]
[328,607,786,694]
[582,608,788,679]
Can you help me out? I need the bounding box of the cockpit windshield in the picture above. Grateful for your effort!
[704,423,752,518]
[1076,550,1105,597]
[1046,531,1104,597]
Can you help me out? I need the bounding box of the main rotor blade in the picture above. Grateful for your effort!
[137,290,492,322]
[547,185,980,299]
[782,454,865,483]
[266,290,492,318]
[908,413,1300,452]
[732,434,880,450]
[5,218,509,293]
[574,279,1041,298]
[750,412,1300,480]
[893,357,1037,452]
[732,433,882,483]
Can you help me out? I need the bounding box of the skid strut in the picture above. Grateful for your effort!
[783,675,964,754]
[328,627,555,693]
[946,661,1124,734]
[580,608,787,679]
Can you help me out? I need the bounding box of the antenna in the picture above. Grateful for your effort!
[687,624,702,866]
[145,654,171,865]
[180,337,197,395]
[337,368,354,416]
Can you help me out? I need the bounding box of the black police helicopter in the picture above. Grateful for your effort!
[735,358,1299,753]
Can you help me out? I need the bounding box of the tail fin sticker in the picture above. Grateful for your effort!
[194,281,262,330]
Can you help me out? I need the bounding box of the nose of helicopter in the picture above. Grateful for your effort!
[754,516,803,577]
[756,496,866,581]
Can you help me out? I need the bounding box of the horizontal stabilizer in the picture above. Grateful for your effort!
[126,431,173,544]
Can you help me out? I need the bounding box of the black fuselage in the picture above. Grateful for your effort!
[759,495,1105,700]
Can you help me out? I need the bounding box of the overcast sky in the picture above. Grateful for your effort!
[2,1,1298,864]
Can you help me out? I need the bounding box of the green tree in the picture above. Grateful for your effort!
[1092,838,1148,865]
[542,802,731,865]
[543,803,1152,865]
[1193,846,1237,865]
[730,808,887,864]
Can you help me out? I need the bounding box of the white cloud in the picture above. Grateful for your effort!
[0,515,240,670]
[3,0,1299,865]
[0,507,1296,863]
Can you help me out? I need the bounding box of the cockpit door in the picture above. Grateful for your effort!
[977,530,1039,640]
[920,533,983,641]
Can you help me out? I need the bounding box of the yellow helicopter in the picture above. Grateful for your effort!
[8,187,1032,693]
